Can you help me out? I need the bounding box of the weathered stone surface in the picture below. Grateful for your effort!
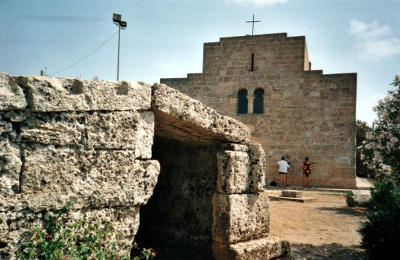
[0,73,27,111]
[0,210,42,259]
[282,190,303,198]
[0,116,12,134]
[20,111,154,158]
[249,143,266,193]
[3,111,28,122]
[217,151,250,194]
[136,137,219,259]
[20,113,84,146]
[223,143,248,152]
[0,138,22,196]
[212,193,270,244]
[346,190,370,207]
[0,207,140,259]
[212,237,290,260]
[151,83,250,144]
[69,207,140,255]
[16,76,151,112]
[21,146,160,211]
[86,111,154,158]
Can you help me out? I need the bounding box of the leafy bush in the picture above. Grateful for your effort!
[359,176,400,259]
[16,202,156,260]
[359,76,400,178]
[358,75,400,259]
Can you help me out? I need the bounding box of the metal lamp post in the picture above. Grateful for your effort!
[113,13,127,81]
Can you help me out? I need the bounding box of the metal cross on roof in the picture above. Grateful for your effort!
[246,14,261,35]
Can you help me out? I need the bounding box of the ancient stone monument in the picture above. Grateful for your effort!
[0,73,288,259]
[161,33,357,188]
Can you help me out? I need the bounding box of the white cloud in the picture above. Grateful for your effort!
[349,19,400,59]
[228,0,288,5]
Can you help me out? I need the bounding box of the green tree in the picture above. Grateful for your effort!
[359,75,400,259]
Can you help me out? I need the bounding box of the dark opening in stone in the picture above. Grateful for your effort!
[135,135,219,260]
[0,241,7,249]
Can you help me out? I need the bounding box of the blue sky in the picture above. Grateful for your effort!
[1,0,399,124]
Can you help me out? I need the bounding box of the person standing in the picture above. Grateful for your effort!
[276,156,290,187]
[301,157,314,188]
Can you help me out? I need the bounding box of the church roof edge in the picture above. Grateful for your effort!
[204,33,306,45]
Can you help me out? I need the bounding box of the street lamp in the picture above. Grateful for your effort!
[113,13,127,81]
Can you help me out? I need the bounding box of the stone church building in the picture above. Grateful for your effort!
[161,33,357,188]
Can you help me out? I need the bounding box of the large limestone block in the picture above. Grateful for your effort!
[217,151,250,194]
[212,237,290,260]
[0,138,22,196]
[68,207,140,255]
[16,76,151,112]
[20,113,84,146]
[20,111,154,158]
[0,207,140,259]
[86,111,154,158]
[21,146,160,212]
[151,83,250,144]
[212,193,270,244]
[249,143,267,192]
[0,73,27,111]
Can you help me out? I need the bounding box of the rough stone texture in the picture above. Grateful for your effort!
[151,83,250,145]
[16,76,151,112]
[212,237,290,260]
[217,151,250,194]
[161,33,357,188]
[249,143,267,192]
[20,113,84,146]
[212,193,270,244]
[21,146,160,211]
[0,138,22,196]
[136,136,219,259]
[346,190,370,207]
[0,74,160,259]
[0,207,140,259]
[281,191,303,198]
[223,143,249,152]
[0,73,284,260]
[0,116,12,135]
[0,73,27,111]
[86,111,154,156]
[20,111,154,158]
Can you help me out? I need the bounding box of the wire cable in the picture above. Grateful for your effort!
[50,31,118,76]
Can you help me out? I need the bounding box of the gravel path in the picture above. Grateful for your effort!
[269,192,368,260]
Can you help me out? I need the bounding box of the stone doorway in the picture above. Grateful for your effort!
[135,135,220,259]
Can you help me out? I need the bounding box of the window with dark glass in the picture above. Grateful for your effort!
[237,89,248,114]
[253,88,264,114]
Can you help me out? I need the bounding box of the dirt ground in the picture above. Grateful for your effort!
[269,192,368,260]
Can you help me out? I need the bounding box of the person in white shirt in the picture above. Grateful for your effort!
[276,156,290,187]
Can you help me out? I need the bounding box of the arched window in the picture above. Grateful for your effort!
[237,89,248,114]
[253,88,264,114]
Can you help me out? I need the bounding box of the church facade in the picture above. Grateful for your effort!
[161,33,357,188]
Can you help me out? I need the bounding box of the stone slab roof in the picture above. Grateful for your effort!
[151,83,250,145]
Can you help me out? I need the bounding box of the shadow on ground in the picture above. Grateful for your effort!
[316,206,367,217]
[281,243,367,260]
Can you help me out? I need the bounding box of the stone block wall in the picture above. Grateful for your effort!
[161,33,357,188]
[0,73,160,258]
[1,75,288,260]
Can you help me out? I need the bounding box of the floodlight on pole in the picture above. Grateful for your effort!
[113,13,127,81]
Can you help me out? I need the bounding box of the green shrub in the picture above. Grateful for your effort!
[359,176,400,259]
[16,202,156,260]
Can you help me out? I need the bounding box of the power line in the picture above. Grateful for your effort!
[50,31,118,76]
